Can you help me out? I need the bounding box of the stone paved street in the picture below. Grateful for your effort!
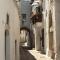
[20,47,36,60]
[20,47,53,60]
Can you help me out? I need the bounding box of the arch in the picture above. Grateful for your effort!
[20,27,33,49]
[20,27,30,33]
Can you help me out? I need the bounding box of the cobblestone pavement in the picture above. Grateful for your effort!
[20,47,53,60]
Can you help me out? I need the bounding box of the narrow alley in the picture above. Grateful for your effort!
[1,0,60,60]
[20,0,55,60]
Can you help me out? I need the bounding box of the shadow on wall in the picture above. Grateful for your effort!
[20,47,36,60]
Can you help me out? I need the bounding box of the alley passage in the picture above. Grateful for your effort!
[20,47,53,60]
[20,47,36,60]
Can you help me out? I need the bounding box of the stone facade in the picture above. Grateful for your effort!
[0,0,20,60]
[31,0,44,51]
[44,0,60,60]
[19,0,60,60]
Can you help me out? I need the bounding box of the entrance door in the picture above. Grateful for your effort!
[49,11,54,50]
[5,30,10,60]
[49,10,54,59]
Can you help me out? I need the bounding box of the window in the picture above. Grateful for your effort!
[36,6,40,14]
[6,14,9,25]
[22,14,26,20]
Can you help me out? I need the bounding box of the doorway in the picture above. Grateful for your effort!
[49,10,54,59]
[5,30,10,60]
[15,40,17,60]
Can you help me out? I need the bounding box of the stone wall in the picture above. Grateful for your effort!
[43,0,60,60]
[0,0,20,60]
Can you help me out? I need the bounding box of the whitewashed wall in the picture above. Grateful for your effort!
[0,0,20,60]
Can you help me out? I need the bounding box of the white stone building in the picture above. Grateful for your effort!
[43,0,60,60]
[31,0,44,51]
[0,0,20,60]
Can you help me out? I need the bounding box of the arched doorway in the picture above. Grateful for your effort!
[20,27,32,49]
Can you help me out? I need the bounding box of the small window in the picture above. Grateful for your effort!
[36,7,40,14]
[22,14,26,20]
[6,14,9,25]
[36,6,43,14]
